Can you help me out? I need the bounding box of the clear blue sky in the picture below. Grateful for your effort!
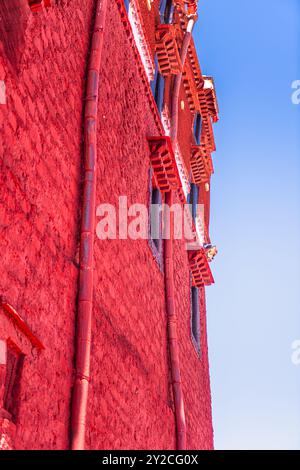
[194,0,300,449]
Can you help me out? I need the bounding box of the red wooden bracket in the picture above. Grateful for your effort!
[183,72,200,112]
[191,144,214,184]
[147,136,181,193]
[202,76,219,122]
[28,0,51,12]
[155,25,182,76]
[197,77,218,152]
[198,114,216,153]
[188,249,214,287]
[0,300,44,351]
[198,88,209,117]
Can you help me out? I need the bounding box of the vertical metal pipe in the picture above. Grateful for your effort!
[70,0,108,450]
[166,14,197,450]
[164,190,187,449]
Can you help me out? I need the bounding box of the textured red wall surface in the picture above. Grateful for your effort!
[0,0,213,449]
[177,83,194,172]
[137,0,158,57]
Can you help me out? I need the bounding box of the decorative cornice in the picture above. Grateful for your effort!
[128,0,155,81]
[161,108,190,200]
[116,0,164,134]
[194,213,205,247]
[174,143,191,200]
[161,107,172,136]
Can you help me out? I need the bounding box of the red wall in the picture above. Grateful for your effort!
[0,0,213,450]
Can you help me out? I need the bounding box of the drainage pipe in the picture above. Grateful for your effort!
[166,12,197,450]
[70,0,108,450]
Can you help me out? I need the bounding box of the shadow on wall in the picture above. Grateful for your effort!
[0,0,29,72]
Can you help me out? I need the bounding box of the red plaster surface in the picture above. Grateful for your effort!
[177,83,194,171]
[0,0,214,449]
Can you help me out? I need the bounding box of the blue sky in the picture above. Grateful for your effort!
[194,0,300,449]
